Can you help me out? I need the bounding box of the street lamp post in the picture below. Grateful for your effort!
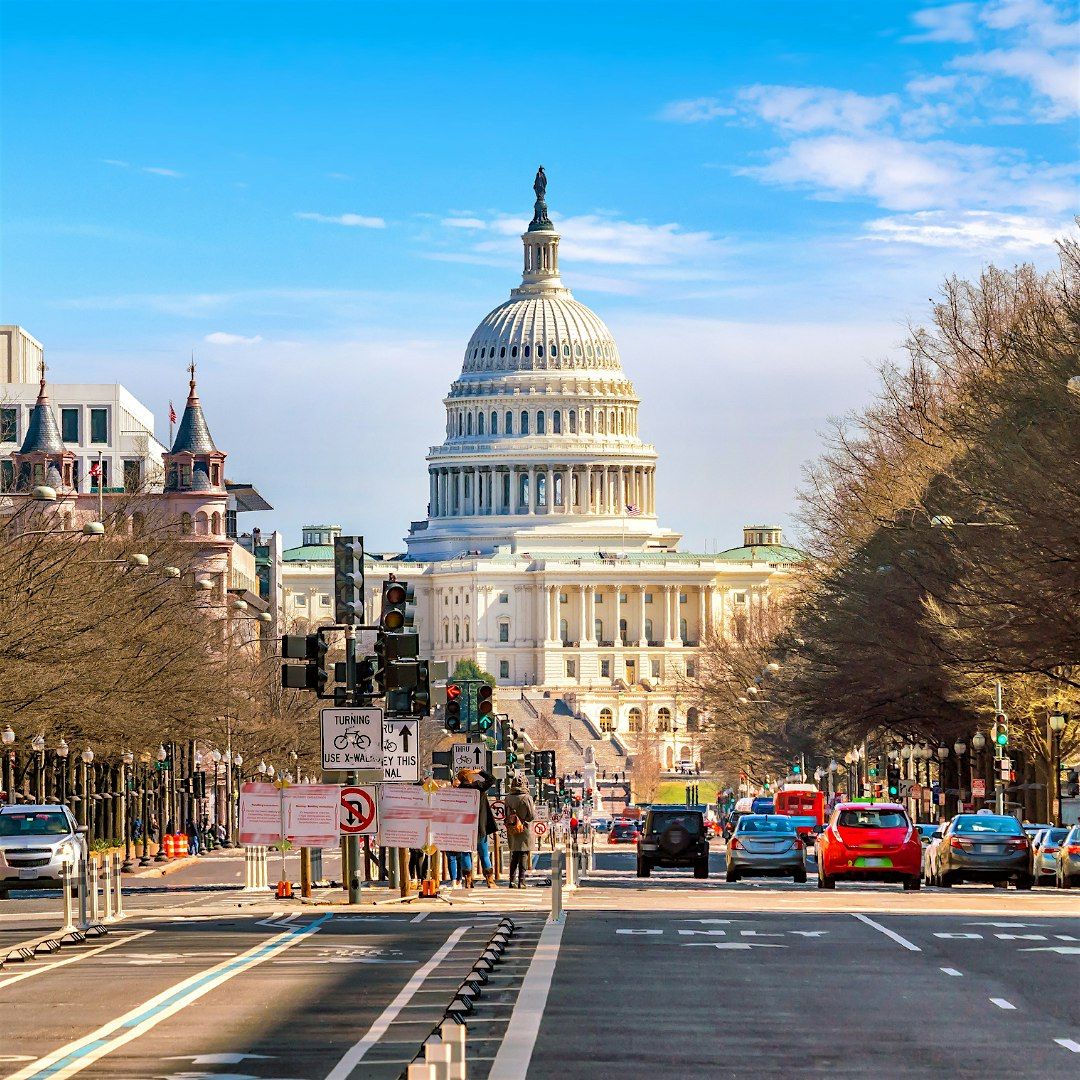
[79,746,93,828]
[121,750,134,872]
[953,739,967,815]
[31,735,46,803]
[154,745,168,861]
[971,731,986,808]
[1049,711,1067,826]
[2,724,15,805]
[139,753,152,867]
[210,749,222,843]
[56,738,69,806]
[223,751,234,848]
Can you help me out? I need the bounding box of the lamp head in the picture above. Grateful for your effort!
[81,746,94,764]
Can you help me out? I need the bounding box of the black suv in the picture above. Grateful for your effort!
[636,806,710,878]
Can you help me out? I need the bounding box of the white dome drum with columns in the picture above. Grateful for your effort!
[406,167,679,561]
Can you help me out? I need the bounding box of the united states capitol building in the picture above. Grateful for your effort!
[280,170,800,769]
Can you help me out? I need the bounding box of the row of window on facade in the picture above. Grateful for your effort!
[469,340,614,363]
[441,616,697,647]
[597,706,701,733]
[439,590,746,608]
[0,456,143,494]
[565,657,697,681]
[450,405,635,439]
[0,405,111,446]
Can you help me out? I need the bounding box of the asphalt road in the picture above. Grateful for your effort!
[0,842,1076,1079]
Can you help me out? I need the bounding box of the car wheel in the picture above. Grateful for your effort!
[693,859,709,879]
[1015,875,1034,891]
[1061,874,1073,890]
[817,872,835,889]
[903,875,921,891]
[939,872,954,888]
[636,859,651,878]
[0,888,8,901]
[725,868,739,883]
[793,870,808,884]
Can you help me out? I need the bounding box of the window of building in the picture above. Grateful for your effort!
[455,594,459,604]
[518,472,529,507]
[61,408,79,443]
[619,618,627,640]
[505,411,513,434]
[686,706,700,730]
[594,618,603,640]
[628,708,642,733]
[599,708,614,732]
[466,413,473,435]
[180,464,192,487]
[123,459,140,493]
[455,622,460,643]
[464,620,470,642]
[499,660,510,679]
[644,593,653,604]
[457,414,463,436]
[89,408,108,444]
[679,593,688,604]
[0,460,14,491]
[320,594,331,607]
[619,592,628,603]
[600,659,610,678]
[0,407,17,443]
[584,412,592,433]
[499,592,509,603]
[644,618,654,641]
[686,659,696,679]
[225,508,237,537]
[733,591,747,604]
[536,411,545,434]
[520,411,529,435]
[499,621,510,643]
[490,411,498,434]
[651,659,661,678]
[477,413,485,435]
[552,411,561,434]
[295,593,307,606]
[559,592,568,604]
[568,410,577,433]
[444,623,450,643]
[92,459,110,490]
[195,511,209,535]
[566,659,576,678]
[559,618,568,643]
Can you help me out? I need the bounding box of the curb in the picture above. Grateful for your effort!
[128,855,202,879]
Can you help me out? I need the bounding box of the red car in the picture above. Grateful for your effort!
[608,822,640,845]
[815,803,922,891]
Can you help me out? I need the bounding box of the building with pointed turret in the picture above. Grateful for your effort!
[278,171,802,770]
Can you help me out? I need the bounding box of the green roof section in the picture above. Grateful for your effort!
[711,544,804,564]
[283,544,334,563]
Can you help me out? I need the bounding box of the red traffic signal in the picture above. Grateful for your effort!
[445,682,463,731]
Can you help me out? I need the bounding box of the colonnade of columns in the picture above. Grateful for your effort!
[428,462,656,519]
[538,582,717,646]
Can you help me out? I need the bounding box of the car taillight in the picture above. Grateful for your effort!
[1044,846,1059,853]
[950,837,971,850]
[792,839,803,850]
[1006,839,1029,851]
[728,837,741,850]
[1068,844,1080,856]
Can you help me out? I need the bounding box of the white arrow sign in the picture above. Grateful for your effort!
[382,719,419,782]
[682,942,787,950]
[452,742,486,773]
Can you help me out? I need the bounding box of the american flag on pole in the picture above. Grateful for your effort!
[169,401,177,425]
[625,504,641,517]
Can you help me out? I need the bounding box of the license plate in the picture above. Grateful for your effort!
[19,868,37,879]
[856,857,890,868]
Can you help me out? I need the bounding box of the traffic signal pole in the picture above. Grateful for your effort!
[994,681,1005,816]
[344,625,362,905]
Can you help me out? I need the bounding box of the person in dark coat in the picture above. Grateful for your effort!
[504,772,537,888]
[457,768,498,887]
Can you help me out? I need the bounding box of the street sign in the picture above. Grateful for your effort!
[490,798,505,823]
[898,779,914,796]
[532,820,548,838]
[971,779,986,799]
[321,707,384,772]
[339,785,378,835]
[382,719,419,782]
[452,742,485,773]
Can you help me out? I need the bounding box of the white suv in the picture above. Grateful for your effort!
[0,805,83,897]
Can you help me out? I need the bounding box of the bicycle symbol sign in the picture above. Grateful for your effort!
[321,708,383,771]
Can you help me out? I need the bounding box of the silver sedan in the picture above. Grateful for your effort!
[725,814,807,883]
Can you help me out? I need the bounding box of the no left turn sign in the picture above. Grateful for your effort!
[339,785,378,835]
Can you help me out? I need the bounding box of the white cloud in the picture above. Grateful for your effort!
[658,97,735,123]
[204,331,263,345]
[739,84,899,132]
[980,0,1078,47]
[102,158,130,168]
[904,3,978,43]
[863,209,1067,251]
[958,46,1080,117]
[295,211,386,228]
[142,166,183,178]
[905,74,963,96]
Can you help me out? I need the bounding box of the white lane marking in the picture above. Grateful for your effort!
[991,998,1017,1010]
[1054,1039,1080,1052]
[324,925,469,1080]
[852,913,921,952]
[410,912,429,923]
[940,967,963,977]
[7,915,330,1080]
[488,918,565,1080]
[0,931,154,990]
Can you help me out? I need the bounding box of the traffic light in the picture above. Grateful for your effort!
[523,752,535,776]
[445,682,463,732]
[993,714,1009,747]
[886,766,901,798]
[380,579,415,632]
[476,684,494,732]
[413,660,431,716]
[792,763,801,775]
[280,633,328,693]
[504,720,519,768]
[333,535,364,625]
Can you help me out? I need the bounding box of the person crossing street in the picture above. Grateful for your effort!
[504,772,537,888]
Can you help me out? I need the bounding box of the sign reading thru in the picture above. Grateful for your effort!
[451,743,485,773]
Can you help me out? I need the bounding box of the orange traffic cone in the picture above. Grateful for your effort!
[276,879,293,899]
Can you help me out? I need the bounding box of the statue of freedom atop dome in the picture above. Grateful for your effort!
[529,165,552,232]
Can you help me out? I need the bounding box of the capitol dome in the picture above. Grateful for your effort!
[406,168,680,561]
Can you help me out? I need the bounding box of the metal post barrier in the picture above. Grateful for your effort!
[77,847,89,930]
[407,1064,436,1080]
[260,846,268,889]
[103,854,114,921]
[440,1020,466,1080]
[89,860,101,923]
[311,847,324,885]
[61,862,75,933]
[550,847,563,923]
[113,852,124,919]
[424,1040,452,1080]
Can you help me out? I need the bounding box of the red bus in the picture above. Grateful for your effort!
[773,785,826,842]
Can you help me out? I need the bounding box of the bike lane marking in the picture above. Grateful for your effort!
[6,914,331,1080]
[851,913,921,951]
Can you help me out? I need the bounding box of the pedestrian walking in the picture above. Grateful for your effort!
[456,767,499,887]
[186,818,201,857]
[504,772,537,888]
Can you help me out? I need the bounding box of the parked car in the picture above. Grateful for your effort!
[1033,828,1069,883]
[725,814,807,883]
[815,803,922,890]
[0,804,83,897]
[929,813,1034,889]
[1055,824,1080,889]
[608,822,640,845]
[637,806,710,878]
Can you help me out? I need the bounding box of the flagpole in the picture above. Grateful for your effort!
[97,451,103,523]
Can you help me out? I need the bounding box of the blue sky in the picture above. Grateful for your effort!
[2,0,1076,551]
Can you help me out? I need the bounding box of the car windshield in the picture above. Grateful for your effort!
[650,812,702,834]
[1042,829,1068,844]
[837,810,909,829]
[952,815,1024,836]
[751,799,774,813]
[737,816,796,835]
[0,811,70,836]
[611,825,636,837]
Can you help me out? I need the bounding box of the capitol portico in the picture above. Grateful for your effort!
[279,170,801,767]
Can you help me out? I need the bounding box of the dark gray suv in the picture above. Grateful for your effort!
[636,806,710,878]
